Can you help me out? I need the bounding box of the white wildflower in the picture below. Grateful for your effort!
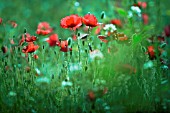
[36,77,50,84]
[103,24,117,32]
[62,81,73,87]
[131,6,141,13]
[69,62,82,72]
[143,60,153,69]
[8,91,17,97]
[35,68,41,75]
[89,49,103,61]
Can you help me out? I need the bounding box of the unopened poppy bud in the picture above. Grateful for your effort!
[82,40,85,46]
[84,66,88,71]
[91,103,95,109]
[101,11,105,19]
[88,43,92,51]
[54,51,57,55]
[5,61,7,66]
[67,37,72,48]
[18,47,21,51]
[52,74,54,79]
[70,50,72,56]
[65,78,68,82]
[100,42,103,47]
[85,49,88,53]
[141,46,146,52]
[1,46,8,53]
[42,45,45,49]
[24,28,27,33]
[160,43,166,48]
[59,38,61,42]
[77,32,80,36]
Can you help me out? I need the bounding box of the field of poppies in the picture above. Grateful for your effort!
[0,0,170,113]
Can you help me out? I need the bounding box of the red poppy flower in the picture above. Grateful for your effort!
[25,34,37,42]
[9,21,17,28]
[147,46,155,59]
[60,14,82,30]
[72,34,77,40]
[22,42,39,53]
[97,35,108,43]
[0,18,2,24]
[10,39,15,45]
[164,25,170,37]
[147,36,165,44]
[95,26,101,34]
[88,91,96,101]
[118,35,128,41]
[157,36,165,42]
[110,19,122,27]
[60,40,72,52]
[82,14,98,27]
[95,24,104,35]
[33,54,39,59]
[138,1,147,9]
[19,35,26,46]
[142,13,149,25]
[36,22,53,35]
[46,34,60,47]
[19,33,37,46]
[103,87,108,95]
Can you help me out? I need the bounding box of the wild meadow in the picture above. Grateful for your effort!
[0,0,170,113]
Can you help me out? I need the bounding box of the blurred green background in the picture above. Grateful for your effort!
[0,0,170,36]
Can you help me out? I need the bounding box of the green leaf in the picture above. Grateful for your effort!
[131,34,143,48]
[116,8,127,17]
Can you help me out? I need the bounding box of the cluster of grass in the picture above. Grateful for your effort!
[0,0,170,113]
